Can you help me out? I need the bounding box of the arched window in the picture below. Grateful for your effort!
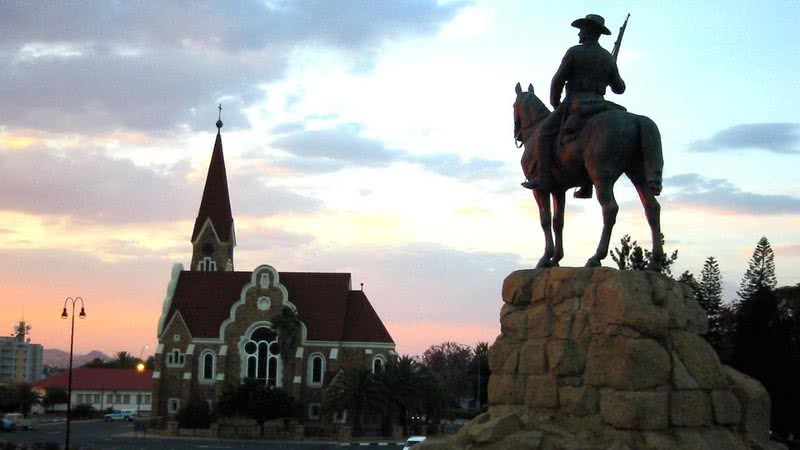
[198,257,217,271]
[372,355,385,374]
[199,351,215,383]
[242,326,280,387]
[307,353,325,387]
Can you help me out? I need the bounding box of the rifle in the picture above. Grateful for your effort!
[611,13,630,62]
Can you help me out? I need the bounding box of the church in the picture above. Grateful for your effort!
[150,116,396,423]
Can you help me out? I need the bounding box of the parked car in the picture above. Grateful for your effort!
[103,410,134,422]
[0,418,16,432]
[402,436,427,450]
[1,413,32,431]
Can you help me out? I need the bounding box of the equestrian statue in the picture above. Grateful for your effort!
[514,14,665,270]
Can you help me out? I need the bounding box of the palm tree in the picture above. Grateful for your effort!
[378,356,421,436]
[323,367,382,437]
[271,307,302,363]
[111,351,136,368]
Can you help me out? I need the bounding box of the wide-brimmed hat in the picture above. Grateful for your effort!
[571,14,611,35]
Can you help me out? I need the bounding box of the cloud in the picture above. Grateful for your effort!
[269,122,507,179]
[0,148,320,224]
[690,123,800,154]
[0,1,467,134]
[268,242,523,326]
[664,173,800,215]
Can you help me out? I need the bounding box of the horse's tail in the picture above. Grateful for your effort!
[637,115,663,196]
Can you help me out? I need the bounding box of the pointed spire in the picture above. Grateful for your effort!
[191,110,234,242]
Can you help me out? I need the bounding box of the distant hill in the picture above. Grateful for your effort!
[43,349,110,368]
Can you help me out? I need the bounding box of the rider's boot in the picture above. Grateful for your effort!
[521,137,553,190]
[574,184,593,199]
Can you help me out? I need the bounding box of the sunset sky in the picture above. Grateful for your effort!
[1,1,799,358]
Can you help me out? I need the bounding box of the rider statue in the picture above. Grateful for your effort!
[521,14,625,198]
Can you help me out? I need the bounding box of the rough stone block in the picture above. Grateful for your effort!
[493,430,543,450]
[600,390,669,430]
[546,267,593,303]
[489,338,512,372]
[502,348,519,374]
[559,385,599,416]
[670,351,700,389]
[591,274,670,338]
[527,304,555,338]
[501,309,527,341]
[466,412,523,445]
[670,390,713,427]
[671,331,727,389]
[524,374,558,408]
[518,339,547,374]
[546,339,585,375]
[711,389,741,425]
[488,374,525,405]
[584,335,670,390]
[674,428,748,450]
[502,269,543,305]
[724,365,771,443]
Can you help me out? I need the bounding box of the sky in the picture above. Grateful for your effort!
[1,0,799,358]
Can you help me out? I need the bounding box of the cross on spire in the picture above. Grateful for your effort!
[216,104,223,130]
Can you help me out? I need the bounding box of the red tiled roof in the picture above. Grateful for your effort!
[191,131,234,242]
[35,368,152,391]
[164,271,394,344]
[341,290,394,343]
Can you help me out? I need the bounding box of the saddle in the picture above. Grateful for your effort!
[562,98,627,142]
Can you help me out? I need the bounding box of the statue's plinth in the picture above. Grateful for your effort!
[420,267,785,450]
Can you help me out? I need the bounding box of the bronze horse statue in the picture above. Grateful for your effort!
[513,82,665,269]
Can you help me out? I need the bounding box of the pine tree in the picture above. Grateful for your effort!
[699,256,723,350]
[737,236,777,302]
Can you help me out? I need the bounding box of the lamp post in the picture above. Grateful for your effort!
[136,344,148,418]
[61,297,86,450]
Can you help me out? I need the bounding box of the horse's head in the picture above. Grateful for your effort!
[513,82,550,147]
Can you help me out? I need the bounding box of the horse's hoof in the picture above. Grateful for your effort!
[536,258,554,268]
[585,257,601,267]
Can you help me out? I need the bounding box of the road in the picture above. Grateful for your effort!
[0,420,405,449]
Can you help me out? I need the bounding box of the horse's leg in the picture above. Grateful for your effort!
[551,190,566,266]
[586,182,618,267]
[634,182,664,271]
[533,189,555,268]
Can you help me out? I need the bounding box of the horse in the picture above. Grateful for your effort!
[513,82,665,270]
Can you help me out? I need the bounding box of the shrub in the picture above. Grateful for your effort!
[177,396,211,429]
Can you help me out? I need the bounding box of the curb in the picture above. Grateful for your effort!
[338,443,404,447]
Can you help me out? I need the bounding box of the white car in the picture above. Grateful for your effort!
[103,410,134,422]
[1,413,32,431]
[402,436,427,449]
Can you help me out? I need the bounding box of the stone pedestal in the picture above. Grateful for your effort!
[393,425,404,440]
[294,424,305,440]
[419,267,787,450]
[166,420,179,436]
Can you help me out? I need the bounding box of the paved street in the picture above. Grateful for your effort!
[0,420,405,449]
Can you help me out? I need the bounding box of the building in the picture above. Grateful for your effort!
[0,321,43,384]
[35,367,152,413]
[150,117,395,423]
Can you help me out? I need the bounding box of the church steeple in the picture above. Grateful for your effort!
[190,106,235,272]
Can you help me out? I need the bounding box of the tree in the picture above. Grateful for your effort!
[323,367,382,437]
[177,395,212,429]
[611,235,646,271]
[43,387,69,412]
[737,236,777,303]
[377,355,421,436]
[611,234,677,276]
[699,257,724,349]
[110,351,136,368]
[271,307,302,363]
[216,380,293,428]
[470,342,489,409]
[420,342,473,403]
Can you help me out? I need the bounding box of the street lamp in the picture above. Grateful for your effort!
[61,296,86,450]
